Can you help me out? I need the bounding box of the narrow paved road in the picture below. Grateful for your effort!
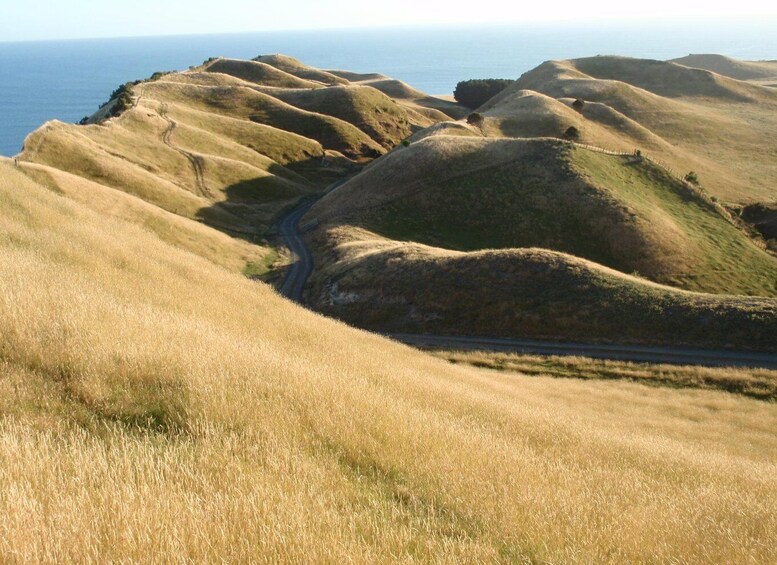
[386,333,777,370]
[277,183,777,370]
[278,178,348,302]
[278,200,317,301]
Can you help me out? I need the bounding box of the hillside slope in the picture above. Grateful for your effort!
[311,136,777,296]
[15,56,457,271]
[2,159,777,563]
[485,56,777,203]
[304,224,777,349]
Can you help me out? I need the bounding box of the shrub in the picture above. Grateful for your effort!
[572,99,585,112]
[684,171,700,185]
[106,81,140,118]
[149,71,173,82]
[401,139,411,147]
[467,112,485,126]
[454,79,513,109]
[564,126,580,141]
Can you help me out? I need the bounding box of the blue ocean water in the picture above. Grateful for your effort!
[2,17,777,156]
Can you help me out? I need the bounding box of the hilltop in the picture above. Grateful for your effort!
[299,55,777,347]
[16,54,462,276]
[672,54,777,84]
[475,55,777,203]
[311,136,777,296]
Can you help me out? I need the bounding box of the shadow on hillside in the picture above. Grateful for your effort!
[195,155,356,244]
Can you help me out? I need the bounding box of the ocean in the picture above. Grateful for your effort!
[2,17,777,156]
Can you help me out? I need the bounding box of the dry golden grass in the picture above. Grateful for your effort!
[204,57,323,89]
[3,156,777,562]
[15,56,458,277]
[254,54,350,86]
[672,54,777,82]
[18,161,270,273]
[17,56,453,237]
[434,349,777,401]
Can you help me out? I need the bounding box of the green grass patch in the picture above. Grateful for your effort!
[243,248,279,277]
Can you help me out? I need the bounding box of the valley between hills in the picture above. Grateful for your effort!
[2,52,777,561]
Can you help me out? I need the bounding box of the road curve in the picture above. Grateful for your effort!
[278,200,317,302]
[278,178,348,302]
[277,183,777,370]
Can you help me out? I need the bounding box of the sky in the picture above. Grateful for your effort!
[2,0,777,42]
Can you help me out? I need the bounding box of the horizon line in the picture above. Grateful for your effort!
[3,13,777,45]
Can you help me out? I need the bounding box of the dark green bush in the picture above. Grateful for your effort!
[684,171,700,185]
[454,79,513,109]
[564,126,581,141]
[106,81,140,117]
[467,112,484,126]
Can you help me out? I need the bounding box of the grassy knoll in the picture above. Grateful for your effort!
[671,54,777,82]
[433,350,777,401]
[204,57,323,88]
[266,85,432,147]
[305,225,777,350]
[311,136,777,296]
[254,54,350,85]
[2,160,777,563]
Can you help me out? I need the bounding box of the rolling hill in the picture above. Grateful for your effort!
[310,135,777,297]
[299,55,777,346]
[672,54,777,83]
[2,157,777,562]
[475,55,777,204]
[15,55,459,276]
[3,49,777,562]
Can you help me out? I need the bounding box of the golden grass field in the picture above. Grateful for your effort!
[2,159,777,562]
[4,54,777,562]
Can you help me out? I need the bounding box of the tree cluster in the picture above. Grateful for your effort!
[453,79,513,109]
[108,82,140,117]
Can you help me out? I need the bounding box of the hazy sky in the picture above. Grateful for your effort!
[2,0,776,42]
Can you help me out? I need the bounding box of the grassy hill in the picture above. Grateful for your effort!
[487,56,777,203]
[204,58,323,88]
[304,224,777,350]
[672,54,777,83]
[311,136,777,296]
[254,53,350,85]
[325,67,469,121]
[15,56,458,273]
[2,158,777,562]
[260,84,433,148]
